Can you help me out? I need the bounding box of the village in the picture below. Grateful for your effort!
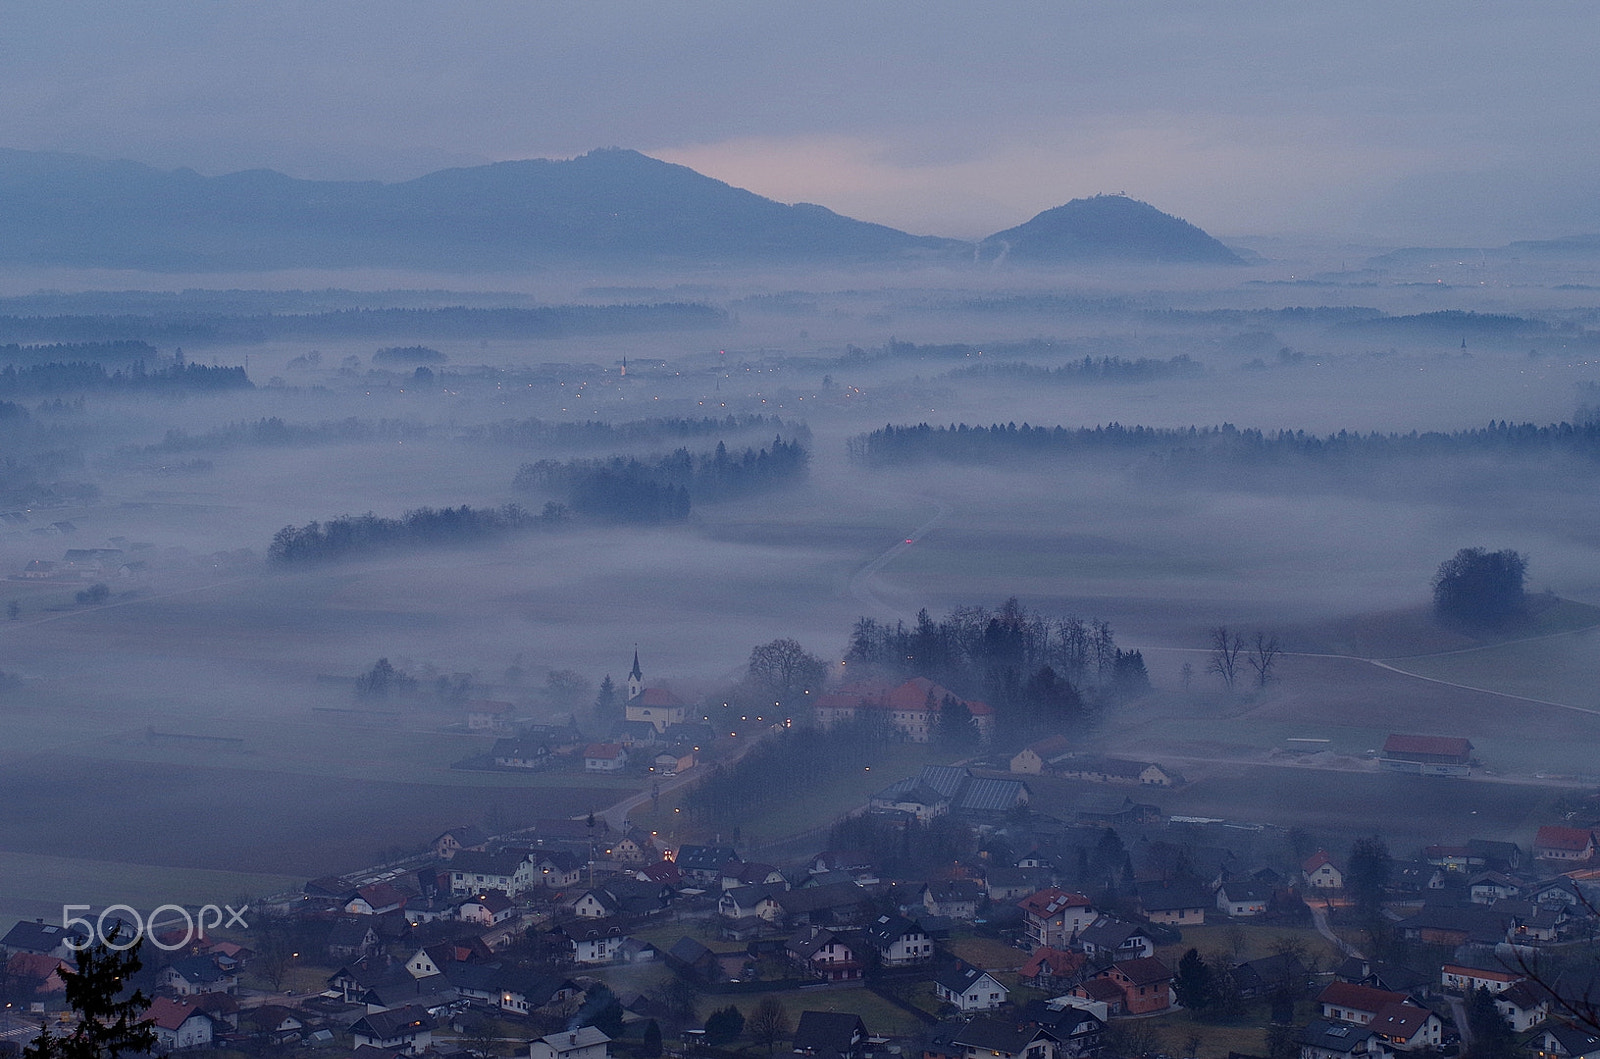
[5,664,1600,1059]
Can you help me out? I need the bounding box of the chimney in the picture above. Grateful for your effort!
[570,1033,578,1046]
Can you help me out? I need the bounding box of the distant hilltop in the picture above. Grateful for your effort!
[979,193,1244,265]
[0,146,1242,271]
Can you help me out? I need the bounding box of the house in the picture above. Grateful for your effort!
[609,829,659,864]
[162,955,238,996]
[723,861,787,889]
[1538,1024,1600,1059]
[534,851,585,888]
[870,781,951,822]
[241,1005,304,1045]
[1077,920,1156,961]
[349,1006,435,1054]
[467,700,515,732]
[1019,947,1084,990]
[1299,1019,1374,1059]
[1495,981,1551,1032]
[1,920,89,959]
[1011,735,1072,774]
[1441,961,1521,995]
[935,962,1010,1012]
[675,845,739,885]
[1234,953,1309,1000]
[791,1011,867,1059]
[459,891,516,925]
[1379,733,1473,776]
[939,1017,1057,1059]
[1071,977,1128,1016]
[777,880,874,927]
[449,850,535,897]
[145,997,215,1052]
[1368,1002,1443,1052]
[347,883,409,915]
[432,826,489,859]
[1318,983,1409,1025]
[1216,881,1269,917]
[1469,871,1524,904]
[925,880,985,920]
[1100,958,1173,1015]
[492,738,551,769]
[1139,881,1210,926]
[1303,850,1344,890]
[1535,826,1596,862]
[499,974,581,1016]
[865,913,932,966]
[1019,888,1095,948]
[584,742,628,772]
[719,884,783,922]
[5,952,70,997]
[532,1027,612,1059]
[547,920,632,964]
[787,927,862,982]
[327,919,384,960]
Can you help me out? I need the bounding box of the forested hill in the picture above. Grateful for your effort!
[852,420,1600,464]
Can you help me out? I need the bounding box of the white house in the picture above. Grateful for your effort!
[146,998,215,1052]
[584,743,628,772]
[531,1027,611,1059]
[934,964,1010,1012]
[1303,850,1344,890]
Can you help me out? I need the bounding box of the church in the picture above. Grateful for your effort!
[623,650,688,732]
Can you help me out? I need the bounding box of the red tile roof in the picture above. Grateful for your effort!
[1372,1003,1434,1039]
[145,997,205,1031]
[1318,981,1408,1014]
[1110,957,1173,986]
[1018,887,1092,917]
[1536,825,1595,851]
[1303,849,1334,872]
[636,687,684,707]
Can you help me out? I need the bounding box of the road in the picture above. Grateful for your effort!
[1310,900,1362,960]
[847,496,952,620]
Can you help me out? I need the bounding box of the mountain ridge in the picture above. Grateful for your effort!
[0,146,1241,271]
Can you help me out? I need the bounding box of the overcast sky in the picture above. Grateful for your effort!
[3,2,1596,243]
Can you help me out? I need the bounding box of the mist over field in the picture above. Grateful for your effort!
[2,238,1600,929]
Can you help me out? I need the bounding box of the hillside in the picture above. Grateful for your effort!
[0,147,962,271]
[979,193,1243,265]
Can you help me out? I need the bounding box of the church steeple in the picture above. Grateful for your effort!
[627,647,643,700]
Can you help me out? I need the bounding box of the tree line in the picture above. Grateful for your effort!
[850,418,1600,466]
[135,416,428,455]
[0,340,158,365]
[268,502,567,563]
[844,598,1149,742]
[0,360,250,397]
[465,413,807,449]
[947,354,1204,384]
[0,303,725,345]
[514,436,808,523]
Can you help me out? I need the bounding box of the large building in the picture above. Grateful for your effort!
[814,677,994,743]
[1379,734,1473,777]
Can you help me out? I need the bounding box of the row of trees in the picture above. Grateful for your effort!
[0,339,158,366]
[1204,627,1282,691]
[267,502,567,563]
[467,413,805,449]
[515,436,809,523]
[142,416,428,454]
[845,599,1129,696]
[949,354,1204,384]
[850,418,1600,465]
[0,302,726,345]
[0,360,250,396]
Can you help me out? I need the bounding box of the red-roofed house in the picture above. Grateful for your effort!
[1100,957,1173,1015]
[1319,982,1410,1025]
[1021,946,1085,989]
[1441,963,1521,994]
[1304,850,1344,890]
[6,952,69,995]
[1535,825,1596,862]
[1019,888,1095,948]
[145,997,216,1051]
[1011,735,1072,775]
[585,743,629,772]
[815,678,991,744]
[1380,734,1474,776]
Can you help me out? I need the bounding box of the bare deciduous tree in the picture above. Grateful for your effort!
[1207,626,1244,690]
[1247,631,1283,688]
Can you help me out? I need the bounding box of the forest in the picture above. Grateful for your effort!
[515,435,809,522]
[266,502,567,563]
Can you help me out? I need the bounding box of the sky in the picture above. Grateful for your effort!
[2,2,1597,244]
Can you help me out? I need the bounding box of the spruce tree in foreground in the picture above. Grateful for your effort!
[24,932,155,1059]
